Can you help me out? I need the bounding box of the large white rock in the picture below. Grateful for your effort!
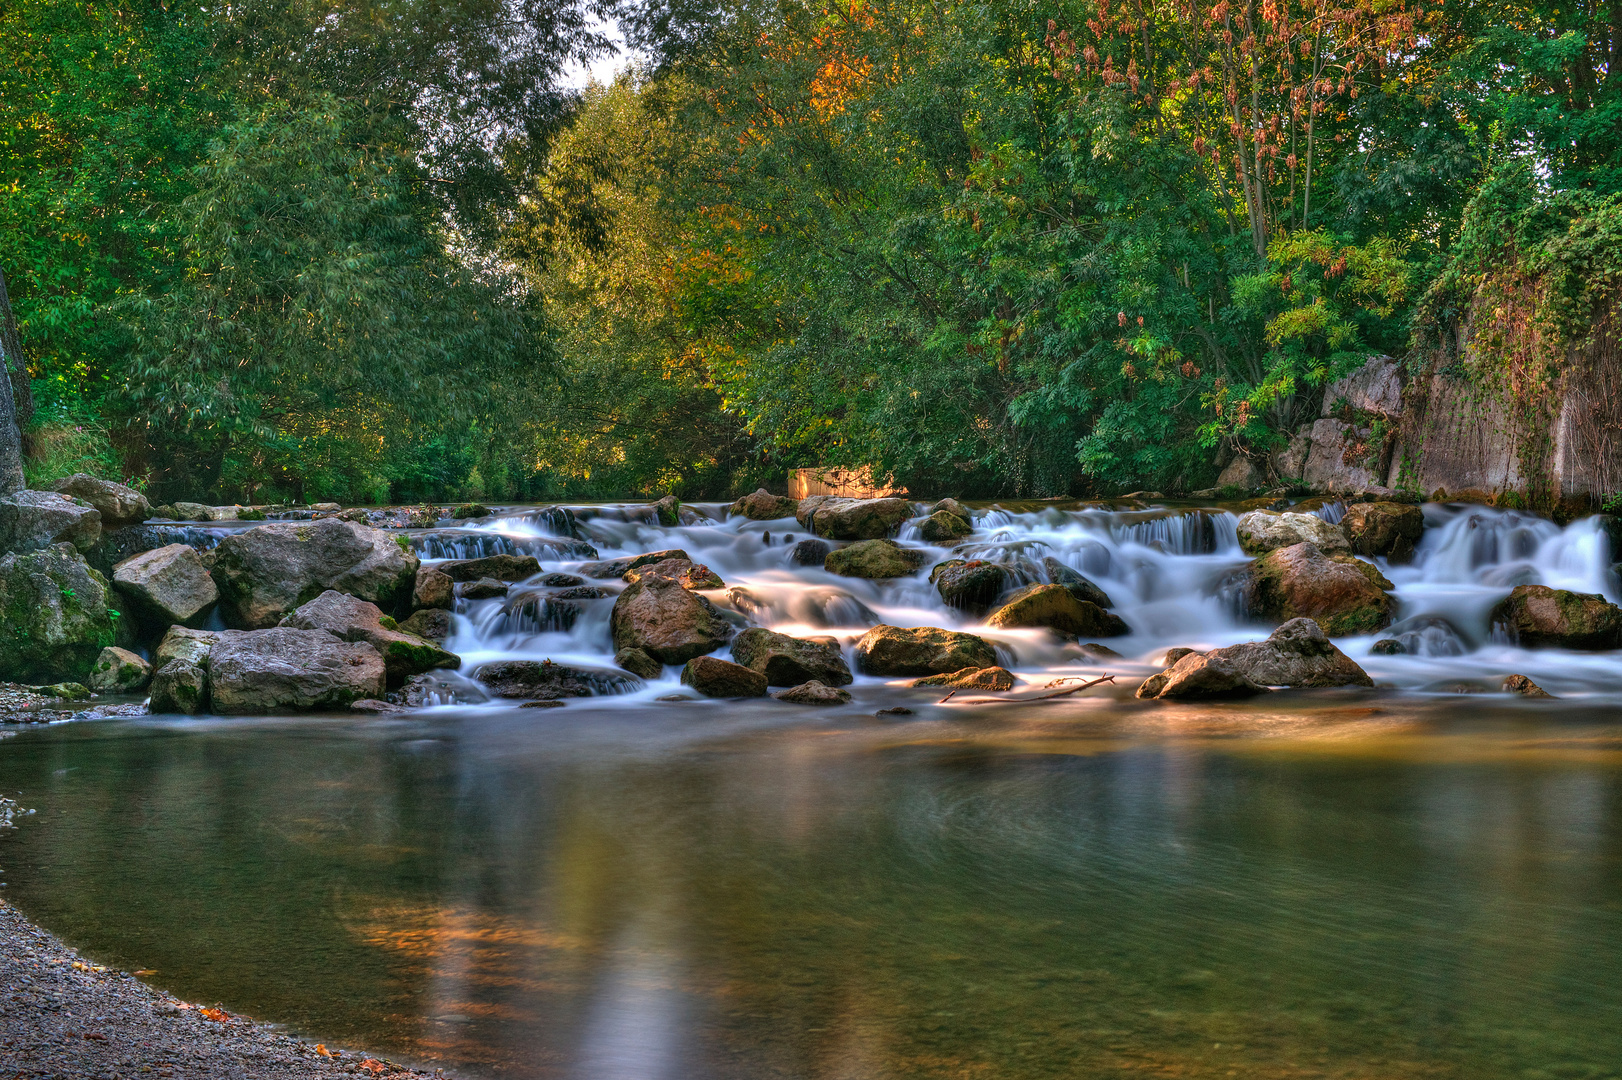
[210,518,419,629]
[113,543,218,626]
[1235,509,1350,555]
[208,627,386,714]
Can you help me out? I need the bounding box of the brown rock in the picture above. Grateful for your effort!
[1151,652,1271,700]
[609,574,733,664]
[986,584,1129,637]
[680,655,768,697]
[911,666,1015,691]
[624,558,725,589]
[1242,542,1395,636]
[854,625,997,677]
[824,539,928,578]
[795,496,914,540]
[413,565,455,610]
[436,554,540,583]
[1490,585,1622,649]
[1341,502,1425,560]
[730,488,800,520]
[772,680,852,705]
[729,627,852,687]
[1502,674,1555,698]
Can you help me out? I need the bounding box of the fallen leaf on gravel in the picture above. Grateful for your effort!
[314,1043,333,1056]
[359,1060,387,1074]
[199,1007,229,1023]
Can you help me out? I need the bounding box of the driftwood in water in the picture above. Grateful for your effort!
[941,673,1116,706]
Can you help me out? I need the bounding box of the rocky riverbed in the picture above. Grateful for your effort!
[0,901,458,1079]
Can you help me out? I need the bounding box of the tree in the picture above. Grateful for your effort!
[0,269,25,492]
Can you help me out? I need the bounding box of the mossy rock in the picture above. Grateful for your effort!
[1490,585,1622,649]
[824,539,928,579]
[0,548,116,683]
[1245,542,1394,636]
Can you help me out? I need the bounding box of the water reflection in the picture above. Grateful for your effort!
[0,704,1620,1079]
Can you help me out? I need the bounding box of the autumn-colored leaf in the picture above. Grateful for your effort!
[359,1060,387,1074]
[199,1007,229,1023]
[314,1043,333,1057]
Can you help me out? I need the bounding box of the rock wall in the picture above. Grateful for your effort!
[1391,291,1622,506]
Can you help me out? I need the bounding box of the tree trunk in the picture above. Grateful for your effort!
[0,268,26,493]
[0,268,34,429]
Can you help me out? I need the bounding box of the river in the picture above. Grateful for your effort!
[0,498,1619,1078]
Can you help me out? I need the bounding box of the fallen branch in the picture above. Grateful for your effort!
[941,674,1116,705]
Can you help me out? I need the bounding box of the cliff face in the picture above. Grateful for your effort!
[1273,277,1622,510]
[1390,289,1622,507]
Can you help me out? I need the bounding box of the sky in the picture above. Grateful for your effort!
[563,18,641,88]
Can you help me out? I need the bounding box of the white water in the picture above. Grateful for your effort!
[374,499,1622,703]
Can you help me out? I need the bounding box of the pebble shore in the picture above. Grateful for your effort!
[0,902,454,1079]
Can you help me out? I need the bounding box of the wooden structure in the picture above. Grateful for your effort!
[787,466,907,500]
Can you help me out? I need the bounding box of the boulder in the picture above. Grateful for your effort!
[149,658,208,714]
[168,501,215,522]
[436,554,540,583]
[1323,354,1403,417]
[155,626,218,668]
[460,578,508,600]
[0,490,101,553]
[399,608,453,642]
[932,560,1010,615]
[911,666,1015,691]
[730,489,800,520]
[1271,428,1314,482]
[539,572,587,587]
[653,494,682,526]
[680,655,769,698]
[475,659,640,699]
[1041,557,1112,608]
[1147,652,1271,700]
[609,574,733,664]
[1217,456,1265,491]
[1235,510,1350,555]
[1162,646,1199,668]
[772,680,852,705]
[614,647,664,680]
[1242,542,1395,636]
[211,519,419,629]
[985,584,1129,637]
[931,498,971,521]
[280,590,459,684]
[918,511,972,542]
[48,474,150,528]
[623,558,725,589]
[789,539,830,566]
[1490,585,1622,649]
[85,646,151,693]
[795,496,914,540]
[112,544,218,627]
[578,549,692,579]
[208,628,386,714]
[729,627,852,687]
[823,539,928,578]
[1199,618,1373,688]
[1503,674,1555,698]
[1341,502,1424,559]
[413,566,455,610]
[1370,639,1405,655]
[0,547,116,682]
[451,503,492,519]
[854,625,997,677]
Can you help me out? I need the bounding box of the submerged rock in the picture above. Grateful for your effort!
[789,538,830,566]
[623,558,725,589]
[280,590,458,685]
[436,554,541,583]
[208,628,386,714]
[1341,502,1425,560]
[211,518,419,629]
[1204,618,1373,688]
[730,489,800,520]
[149,658,208,714]
[614,647,664,680]
[796,496,913,540]
[0,547,116,683]
[1490,584,1622,650]
[475,659,640,699]
[1145,653,1271,700]
[112,543,218,627]
[579,549,692,579]
[932,559,1009,615]
[413,565,455,610]
[1240,542,1395,636]
[911,666,1015,691]
[1370,638,1406,655]
[729,627,852,687]
[773,680,852,705]
[610,574,733,664]
[823,539,928,579]
[918,510,972,542]
[680,655,768,698]
[459,578,509,600]
[1502,673,1555,698]
[49,474,150,528]
[854,625,997,677]
[85,646,151,693]
[986,584,1129,637]
[653,494,682,526]
[1042,557,1112,608]
[1235,510,1349,555]
[0,490,101,553]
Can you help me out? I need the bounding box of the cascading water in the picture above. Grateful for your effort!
[341,497,1622,704]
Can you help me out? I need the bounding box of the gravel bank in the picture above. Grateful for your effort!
[0,901,456,1079]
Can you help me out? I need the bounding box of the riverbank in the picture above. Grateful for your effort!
[0,901,456,1079]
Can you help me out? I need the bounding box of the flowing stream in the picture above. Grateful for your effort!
[1,499,1620,1079]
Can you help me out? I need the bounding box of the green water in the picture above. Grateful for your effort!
[1,697,1620,1079]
